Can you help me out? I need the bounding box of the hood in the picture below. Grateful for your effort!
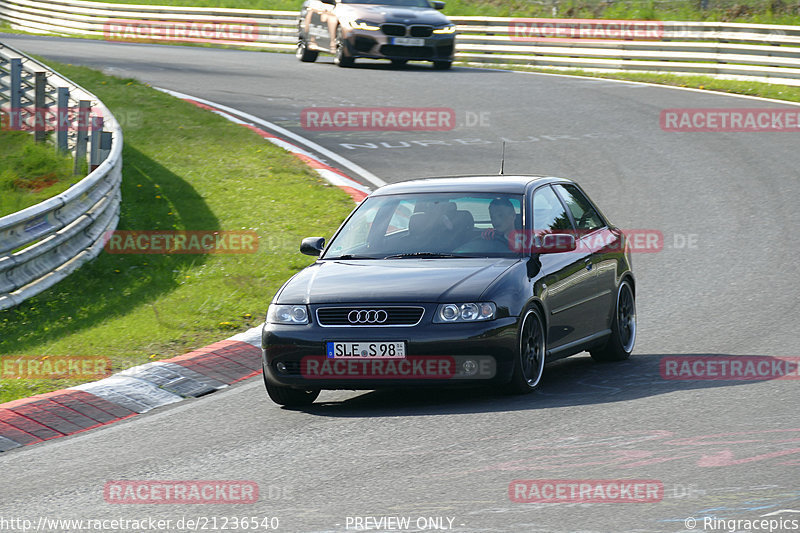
[276,258,518,304]
[336,4,451,25]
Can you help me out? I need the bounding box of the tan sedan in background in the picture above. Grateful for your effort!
[296,0,457,69]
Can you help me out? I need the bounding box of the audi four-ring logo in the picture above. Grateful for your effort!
[348,309,389,324]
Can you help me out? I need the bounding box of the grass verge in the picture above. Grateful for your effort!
[0,130,78,217]
[466,62,800,102]
[0,61,356,403]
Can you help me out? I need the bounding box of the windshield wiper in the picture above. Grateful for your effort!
[385,252,465,259]
[329,254,376,260]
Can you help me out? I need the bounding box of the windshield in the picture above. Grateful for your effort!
[340,0,433,6]
[323,192,524,259]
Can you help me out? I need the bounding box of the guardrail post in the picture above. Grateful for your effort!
[98,131,113,164]
[9,58,22,130]
[90,115,104,170]
[73,100,90,174]
[34,71,46,143]
[56,86,69,152]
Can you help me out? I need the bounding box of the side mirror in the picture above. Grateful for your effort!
[536,233,576,254]
[432,1,445,9]
[300,237,325,256]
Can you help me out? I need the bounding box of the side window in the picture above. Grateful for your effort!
[553,184,605,231]
[533,186,573,232]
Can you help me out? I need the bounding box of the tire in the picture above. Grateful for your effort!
[296,39,318,62]
[590,279,636,362]
[432,60,452,70]
[505,306,546,394]
[391,59,408,67]
[333,28,354,67]
[263,365,320,406]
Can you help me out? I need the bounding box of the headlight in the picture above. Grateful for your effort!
[346,20,380,30]
[434,302,495,323]
[267,304,309,324]
[433,24,456,34]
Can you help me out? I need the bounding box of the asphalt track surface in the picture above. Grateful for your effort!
[1,34,799,533]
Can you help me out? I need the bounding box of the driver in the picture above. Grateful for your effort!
[482,198,517,245]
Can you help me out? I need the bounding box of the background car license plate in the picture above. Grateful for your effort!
[392,37,424,46]
[327,341,406,359]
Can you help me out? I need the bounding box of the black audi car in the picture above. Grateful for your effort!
[296,0,457,68]
[262,176,636,406]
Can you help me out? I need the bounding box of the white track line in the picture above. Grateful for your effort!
[169,94,371,202]
[154,87,386,188]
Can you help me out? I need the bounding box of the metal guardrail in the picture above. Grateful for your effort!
[1,0,800,85]
[0,0,298,49]
[0,42,122,310]
[453,17,800,85]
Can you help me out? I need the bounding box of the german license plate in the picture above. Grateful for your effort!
[392,37,424,46]
[327,341,406,359]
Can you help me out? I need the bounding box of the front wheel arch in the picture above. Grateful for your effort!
[620,273,635,297]
[333,26,354,67]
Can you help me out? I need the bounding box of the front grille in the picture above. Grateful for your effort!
[409,25,433,37]
[381,23,407,36]
[316,306,425,327]
[380,45,434,58]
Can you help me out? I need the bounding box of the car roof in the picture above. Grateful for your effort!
[370,175,572,196]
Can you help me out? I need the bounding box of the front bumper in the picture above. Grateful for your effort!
[262,309,518,390]
[344,29,455,61]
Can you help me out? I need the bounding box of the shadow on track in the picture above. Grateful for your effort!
[317,58,479,73]
[287,353,774,417]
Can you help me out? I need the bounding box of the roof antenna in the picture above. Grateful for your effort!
[499,141,506,175]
